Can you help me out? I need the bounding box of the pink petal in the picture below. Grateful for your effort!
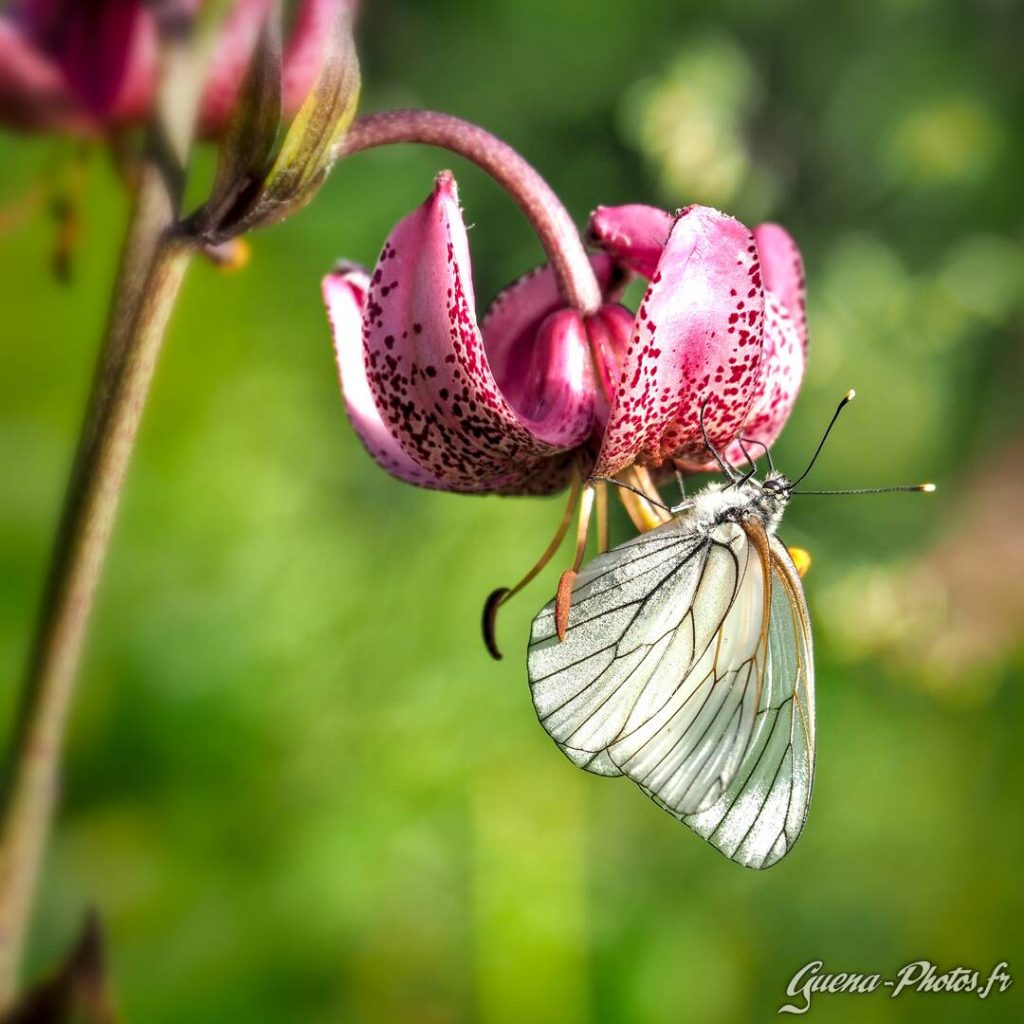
[94,1,151,121]
[753,223,807,354]
[323,265,448,488]
[0,18,87,131]
[587,204,673,279]
[480,250,624,402]
[491,451,580,497]
[29,0,152,121]
[104,2,155,124]
[593,205,765,477]
[723,291,805,465]
[361,172,594,493]
[498,308,596,448]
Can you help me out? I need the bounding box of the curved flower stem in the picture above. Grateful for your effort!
[0,4,224,1002]
[337,110,603,314]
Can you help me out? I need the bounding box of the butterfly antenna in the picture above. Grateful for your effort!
[699,399,738,482]
[591,476,673,512]
[793,484,937,496]
[788,389,856,489]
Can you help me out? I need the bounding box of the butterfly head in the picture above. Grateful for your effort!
[748,471,792,532]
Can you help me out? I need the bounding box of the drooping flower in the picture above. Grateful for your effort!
[587,202,807,473]
[322,170,630,496]
[0,0,341,136]
[325,182,807,501]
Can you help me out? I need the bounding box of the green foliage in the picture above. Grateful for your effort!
[1,0,1022,1020]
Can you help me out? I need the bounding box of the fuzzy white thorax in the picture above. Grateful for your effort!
[674,473,791,536]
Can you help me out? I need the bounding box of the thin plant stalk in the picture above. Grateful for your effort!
[0,8,223,1003]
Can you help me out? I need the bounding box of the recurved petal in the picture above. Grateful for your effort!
[753,222,807,353]
[480,251,624,400]
[722,291,805,465]
[362,172,593,492]
[0,18,87,131]
[322,264,446,488]
[46,0,153,122]
[0,20,72,129]
[483,312,595,493]
[593,205,764,477]
[489,451,581,497]
[499,308,596,450]
[587,204,673,279]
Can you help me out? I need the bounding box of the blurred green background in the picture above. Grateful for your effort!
[2,0,1023,1020]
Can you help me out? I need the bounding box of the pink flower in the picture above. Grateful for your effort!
[0,0,342,136]
[323,181,807,496]
[588,203,807,473]
[323,171,630,495]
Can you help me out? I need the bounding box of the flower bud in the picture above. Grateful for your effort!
[192,0,361,241]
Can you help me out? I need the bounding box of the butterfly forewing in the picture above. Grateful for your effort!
[528,510,769,814]
[528,517,711,776]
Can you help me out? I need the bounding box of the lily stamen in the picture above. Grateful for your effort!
[554,483,597,642]
[482,472,583,660]
[594,480,609,554]
[613,466,672,533]
[632,466,674,524]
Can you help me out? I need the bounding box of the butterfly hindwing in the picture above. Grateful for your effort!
[528,511,768,815]
[607,525,767,815]
[682,529,815,868]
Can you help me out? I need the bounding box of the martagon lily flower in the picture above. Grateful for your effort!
[324,183,807,492]
[0,0,339,136]
[322,172,808,653]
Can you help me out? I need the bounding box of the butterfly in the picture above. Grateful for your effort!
[525,395,932,869]
[527,469,812,869]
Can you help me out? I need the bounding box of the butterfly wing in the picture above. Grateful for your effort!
[682,526,815,869]
[527,510,768,814]
[527,513,815,870]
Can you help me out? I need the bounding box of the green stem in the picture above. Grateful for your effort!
[0,0,225,1002]
[0,218,194,1012]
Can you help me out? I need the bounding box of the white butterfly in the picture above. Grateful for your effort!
[527,471,814,870]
